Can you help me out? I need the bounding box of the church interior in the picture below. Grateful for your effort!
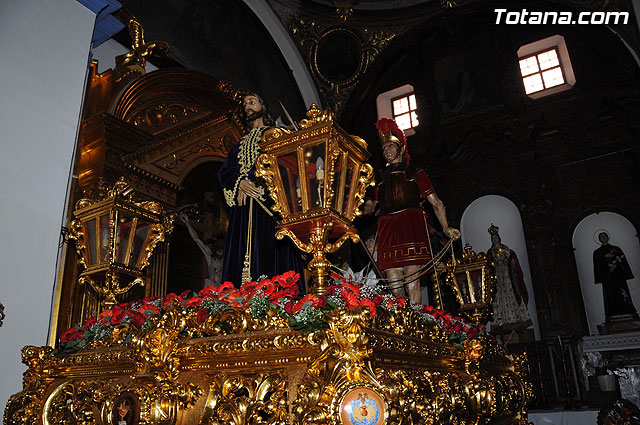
[1,0,640,424]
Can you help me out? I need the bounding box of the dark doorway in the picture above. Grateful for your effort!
[166,161,228,294]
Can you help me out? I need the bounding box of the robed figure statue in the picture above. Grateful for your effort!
[218,93,305,291]
[593,232,637,320]
[486,224,532,334]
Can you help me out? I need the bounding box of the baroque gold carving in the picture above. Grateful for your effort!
[132,103,200,131]
[290,19,395,114]
[4,346,55,425]
[5,301,533,425]
[201,373,289,425]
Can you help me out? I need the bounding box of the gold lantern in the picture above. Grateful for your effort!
[444,244,497,325]
[68,177,173,307]
[256,104,374,294]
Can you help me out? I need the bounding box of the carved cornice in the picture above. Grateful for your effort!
[581,331,640,353]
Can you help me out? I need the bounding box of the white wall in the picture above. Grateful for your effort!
[460,195,541,340]
[0,0,95,419]
[572,212,640,335]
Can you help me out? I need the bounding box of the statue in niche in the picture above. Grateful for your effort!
[178,213,224,286]
[593,231,638,322]
[486,224,532,338]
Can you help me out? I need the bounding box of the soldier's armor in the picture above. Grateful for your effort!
[377,164,421,214]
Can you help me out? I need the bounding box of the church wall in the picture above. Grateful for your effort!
[341,1,640,338]
[0,0,95,418]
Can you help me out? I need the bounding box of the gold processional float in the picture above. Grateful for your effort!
[4,105,532,425]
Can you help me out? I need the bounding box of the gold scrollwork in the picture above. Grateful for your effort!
[4,346,55,425]
[202,373,289,425]
[349,163,375,220]
[255,153,285,216]
[132,103,200,131]
[298,103,335,129]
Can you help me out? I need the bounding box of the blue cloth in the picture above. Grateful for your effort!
[218,128,305,292]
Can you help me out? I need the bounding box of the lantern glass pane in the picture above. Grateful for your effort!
[455,272,472,304]
[99,214,110,263]
[85,218,97,265]
[277,153,301,214]
[129,221,150,268]
[342,158,358,216]
[116,214,133,264]
[469,269,484,303]
[332,152,345,212]
[304,143,326,209]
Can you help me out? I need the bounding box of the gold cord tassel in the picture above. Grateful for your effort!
[241,198,254,284]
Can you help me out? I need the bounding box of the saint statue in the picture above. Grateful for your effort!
[593,231,638,321]
[486,224,532,333]
[217,92,305,291]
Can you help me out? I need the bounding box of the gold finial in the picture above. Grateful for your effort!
[299,104,334,128]
[114,12,169,83]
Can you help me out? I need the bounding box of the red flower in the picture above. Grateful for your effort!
[278,271,300,288]
[396,298,406,307]
[131,311,146,326]
[137,303,160,317]
[294,294,324,313]
[372,295,383,305]
[84,316,97,329]
[142,296,161,304]
[185,296,203,309]
[467,326,479,339]
[196,308,210,323]
[239,280,257,296]
[60,328,84,343]
[254,280,276,296]
[217,281,236,299]
[179,290,192,300]
[227,293,246,308]
[98,308,113,325]
[163,293,180,309]
[110,309,126,325]
[330,272,347,284]
[453,322,463,332]
[360,299,376,317]
[284,300,296,315]
[271,285,299,300]
[342,281,360,298]
[199,286,217,298]
[342,290,360,309]
[328,285,342,296]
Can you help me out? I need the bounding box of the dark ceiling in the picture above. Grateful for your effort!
[119,0,308,122]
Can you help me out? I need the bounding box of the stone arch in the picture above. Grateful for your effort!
[93,68,246,206]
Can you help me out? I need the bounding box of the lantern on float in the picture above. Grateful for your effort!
[68,177,173,307]
[256,104,374,294]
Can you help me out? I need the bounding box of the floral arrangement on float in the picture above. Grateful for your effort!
[58,271,483,354]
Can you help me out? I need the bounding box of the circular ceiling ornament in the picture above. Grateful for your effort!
[313,27,363,85]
